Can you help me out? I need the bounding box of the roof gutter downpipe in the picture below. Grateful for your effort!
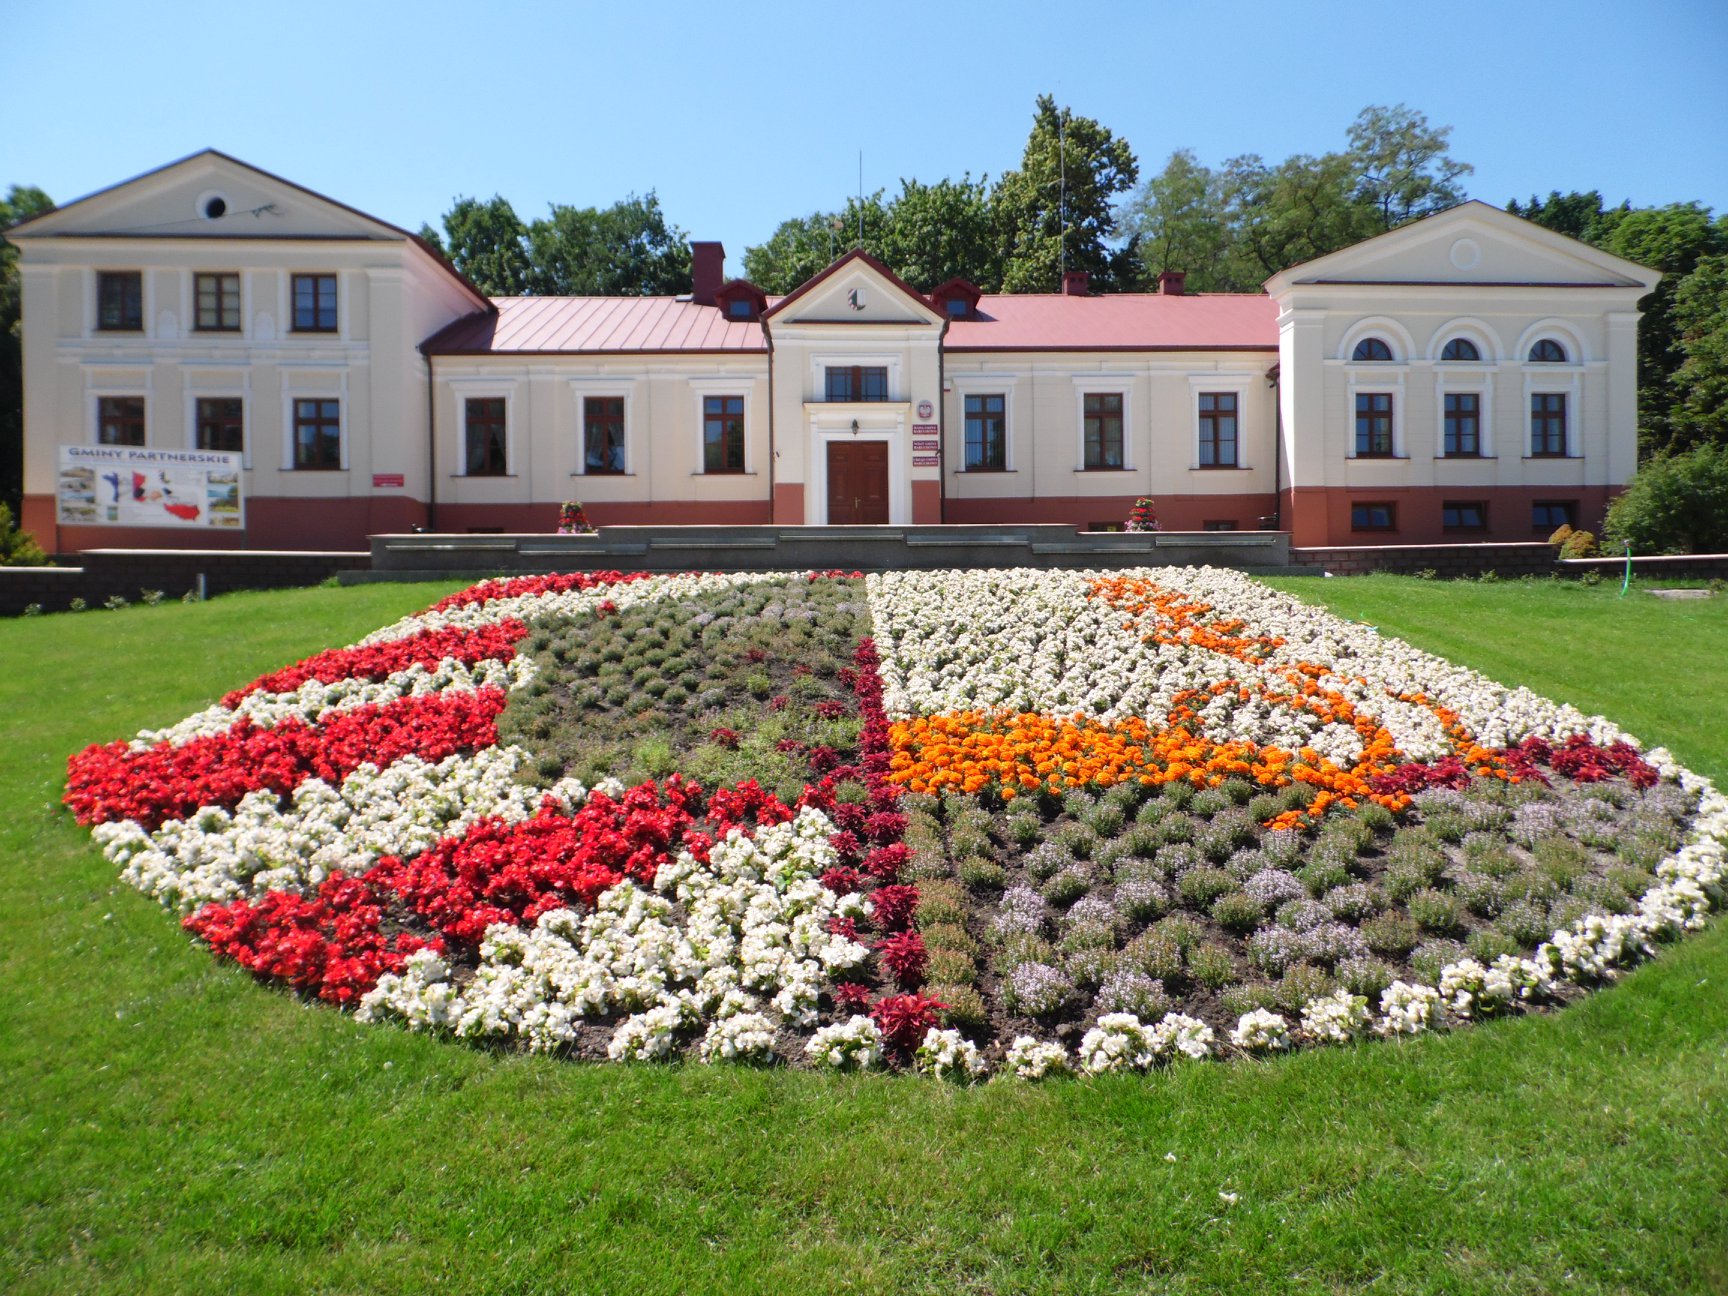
[1268,362,1282,532]
[424,351,439,533]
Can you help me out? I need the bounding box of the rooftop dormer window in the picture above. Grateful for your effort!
[928,277,983,322]
[944,297,969,318]
[727,298,751,319]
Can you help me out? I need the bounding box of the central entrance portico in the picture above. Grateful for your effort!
[761,249,949,527]
[826,441,890,524]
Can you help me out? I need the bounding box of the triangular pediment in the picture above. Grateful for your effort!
[764,249,944,327]
[7,150,409,243]
[1266,202,1660,295]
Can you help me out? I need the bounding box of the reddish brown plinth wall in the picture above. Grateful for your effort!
[944,492,1277,532]
[1283,485,1621,548]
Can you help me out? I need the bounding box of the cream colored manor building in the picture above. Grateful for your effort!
[10,150,1660,553]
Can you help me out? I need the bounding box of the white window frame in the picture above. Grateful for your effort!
[689,377,759,475]
[951,377,1014,473]
[568,379,636,477]
[1187,374,1255,470]
[1072,376,1135,472]
[446,379,518,478]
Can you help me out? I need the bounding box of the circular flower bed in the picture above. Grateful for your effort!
[68,567,1727,1078]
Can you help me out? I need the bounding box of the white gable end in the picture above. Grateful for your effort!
[10,151,403,243]
[775,262,940,326]
[1268,203,1659,292]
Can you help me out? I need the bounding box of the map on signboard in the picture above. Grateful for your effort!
[58,446,244,529]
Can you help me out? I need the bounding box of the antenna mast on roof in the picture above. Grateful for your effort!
[858,150,864,247]
[1058,110,1067,282]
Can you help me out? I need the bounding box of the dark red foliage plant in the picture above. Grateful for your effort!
[875,929,928,987]
[870,991,946,1054]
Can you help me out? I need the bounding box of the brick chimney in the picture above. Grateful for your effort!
[1061,270,1089,296]
[1157,270,1187,296]
[691,241,725,307]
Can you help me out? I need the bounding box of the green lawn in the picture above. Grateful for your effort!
[2,575,1725,1295]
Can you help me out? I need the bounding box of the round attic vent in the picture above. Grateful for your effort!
[1449,238,1481,271]
[195,190,230,221]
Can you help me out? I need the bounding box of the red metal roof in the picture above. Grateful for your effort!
[421,289,1280,356]
[944,292,1277,351]
[423,295,774,355]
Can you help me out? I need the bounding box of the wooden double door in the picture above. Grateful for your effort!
[826,441,890,524]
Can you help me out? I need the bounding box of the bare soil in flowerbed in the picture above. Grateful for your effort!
[487,572,1702,1060]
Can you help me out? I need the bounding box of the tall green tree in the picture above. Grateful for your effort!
[1346,103,1473,230]
[879,176,1001,292]
[1506,190,1630,244]
[1659,251,1728,453]
[1217,149,1375,285]
[1123,149,1230,290]
[418,195,532,296]
[993,94,1141,292]
[742,194,890,294]
[2,184,54,515]
[1599,204,1728,455]
[525,193,692,296]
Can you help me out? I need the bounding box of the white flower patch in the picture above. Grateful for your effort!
[914,1028,987,1082]
[1078,1013,1159,1074]
[1299,990,1372,1043]
[865,567,1639,765]
[1230,1008,1291,1052]
[805,1015,884,1070]
[1149,1012,1216,1061]
[1003,1035,1071,1080]
[95,746,582,912]
[360,805,865,1058]
[361,571,786,644]
[1376,981,1444,1036]
[700,1012,778,1064]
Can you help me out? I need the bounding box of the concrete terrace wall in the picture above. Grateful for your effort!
[358,526,1292,579]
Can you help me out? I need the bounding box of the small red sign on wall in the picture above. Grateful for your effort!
[912,455,939,467]
[372,473,405,489]
[913,439,938,451]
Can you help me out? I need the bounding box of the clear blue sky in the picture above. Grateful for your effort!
[6,0,1726,270]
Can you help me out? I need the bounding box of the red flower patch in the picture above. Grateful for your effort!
[65,688,507,830]
[184,871,441,1004]
[222,620,528,707]
[871,991,945,1053]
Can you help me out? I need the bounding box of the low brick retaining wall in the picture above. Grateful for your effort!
[0,549,369,616]
[1560,552,1728,581]
[1291,543,1559,578]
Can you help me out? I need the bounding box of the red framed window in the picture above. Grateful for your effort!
[825,366,889,401]
[97,272,143,331]
[194,273,242,331]
[96,396,145,445]
[292,398,342,469]
[1355,392,1395,457]
[291,274,338,332]
[964,394,1006,471]
[584,397,626,474]
[1198,392,1239,467]
[703,395,746,474]
[465,398,507,476]
[1530,393,1567,457]
[1082,392,1124,469]
[195,397,243,453]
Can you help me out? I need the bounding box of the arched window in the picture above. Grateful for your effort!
[1441,337,1480,362]
[1352,336,1394,362]
[1528,338,1568,363]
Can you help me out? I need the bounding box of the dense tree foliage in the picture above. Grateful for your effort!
[1603,444,1728,554]
[422,191,691,297]
[1,184,54,515]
